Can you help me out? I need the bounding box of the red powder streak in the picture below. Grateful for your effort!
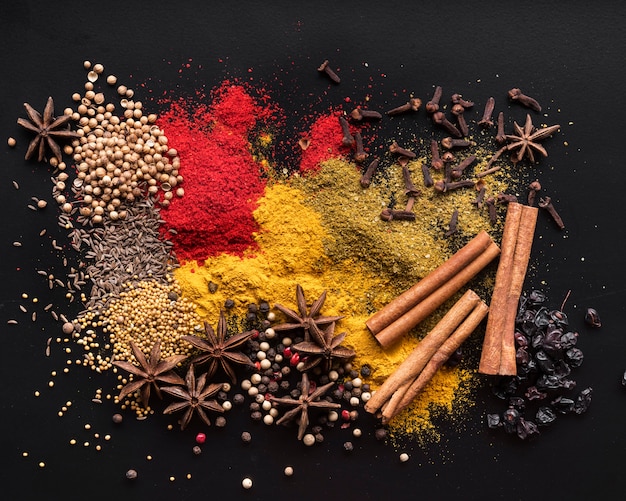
[299,111,354,172]
[158,83,276,263]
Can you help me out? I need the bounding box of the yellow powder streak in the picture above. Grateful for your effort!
[174,157,508,443]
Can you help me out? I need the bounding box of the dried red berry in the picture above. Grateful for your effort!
[195,432,206,444]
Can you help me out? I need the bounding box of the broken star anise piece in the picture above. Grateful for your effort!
[272,372,341,440]
[505,114,560,163]
[273,284,344,341]
[292,321,355,372]
[112,340,187,409]
[161,364,224,430]
[181,310,255,384]
[17,96,79,163]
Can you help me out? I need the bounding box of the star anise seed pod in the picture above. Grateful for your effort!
[292,321,355,372]
[161,364,224,430]
[505,114,560,163]
[112,340,187,409]
[17,97,79,163]
[273,284,344,341]
[272,373,341,440]
[181,310,255,384]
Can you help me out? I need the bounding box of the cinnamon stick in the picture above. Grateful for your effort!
[498,205,538,375]
[364,289,481,415]
[478,202,538,375]
[478,203,522,374]
[373,241,500,349]
[382,300,489,423]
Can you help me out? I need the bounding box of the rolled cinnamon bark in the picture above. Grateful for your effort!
[364,289,481,415]
[382,300,489,423]
[366,231,494,336]
[374,241,500,349]
[478,202,523,375]
[498,204,538,375]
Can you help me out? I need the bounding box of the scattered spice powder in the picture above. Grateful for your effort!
[298,111,354,172]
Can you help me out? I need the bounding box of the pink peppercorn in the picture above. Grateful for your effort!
[195,432,206,444]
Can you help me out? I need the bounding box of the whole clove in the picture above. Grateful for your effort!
[421,163,434,187]
[478,97,495,127]
[338,116,354,147]
[495,111,506,143]
[433,179,475,193]
[451,93,474,108]
[360,158,379,188]
[496,193,518,204]
[473,180,486,208]
[430,139,443,170]
[508,88,542,112]
[401,164,420,196]
[318,60,340,83]
[451,104,469,137]
[386,98,422,116]
[432,111,462,138]
[389,140,416,158]
[380,208,416,222]
[527,180,541,206]
[444,209,459,237]
[441,137,472,150]
[538,196,565,229]
[450,154,477,179]
[354,131,367,164]
[426,85,443,113]
[350,108,383,121]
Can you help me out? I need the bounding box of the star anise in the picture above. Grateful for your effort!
[181,310,255,384]
[273,284,344,341]
[161,364,224,430]
[112,340,187,409]
[505,113,560,163]
[292,321,355,372]
[17,97,79,163]
[272,372,341,440]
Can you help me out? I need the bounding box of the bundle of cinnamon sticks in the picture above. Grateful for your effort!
[366,230,500,350]
[364,289,489,423]
[478,202,538,375]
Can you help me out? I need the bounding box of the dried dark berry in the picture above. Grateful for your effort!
[584,308,601,328]
[525,386,547,401]
[573,387,593,414]
[535,406,557,426]
[551,396,575,414]
[560,331,578,349]
[359,364,372,377]
[502,407,520,433]
[535,350,555,375]
[508,396,526,411]
[529,290,547,304]
[549,309,568,327]
[565,347,584,367]
[514,331,528,348]
[487,413,502,429]
[259,301,270,314]
[224,298,235,309]
[516,418,539,440]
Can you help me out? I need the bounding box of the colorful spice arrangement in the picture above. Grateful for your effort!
[6,57,597,488]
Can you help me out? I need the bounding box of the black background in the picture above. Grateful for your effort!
[1,1,625,500]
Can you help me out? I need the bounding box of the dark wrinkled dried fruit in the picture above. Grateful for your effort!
[565,347,584,367]
[559,331,578,350]
[551,396,575,414]
[516,418,539,440]
[529,290,547,305]
[584,308,601,328]
[573,387,593,414]
[622,370,626,387]
[509,396,526,411]
[525,386,547,401]
[487,413,502,429]
[535,406,557,426]
[502,407,520,433]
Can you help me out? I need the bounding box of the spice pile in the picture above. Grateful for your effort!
[7,57,589,484]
